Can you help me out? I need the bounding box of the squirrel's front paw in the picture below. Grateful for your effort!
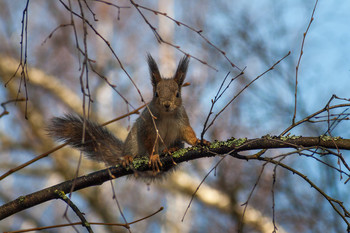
[162,147,180,154]
[121,155,133,167]
[149,154,162,173]
[196,138,210,146]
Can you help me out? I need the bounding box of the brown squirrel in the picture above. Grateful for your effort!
[48,54,206,172]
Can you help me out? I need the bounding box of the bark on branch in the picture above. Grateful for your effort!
[0,135,349,220]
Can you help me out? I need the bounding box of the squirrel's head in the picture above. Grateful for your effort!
[147,54,189,113]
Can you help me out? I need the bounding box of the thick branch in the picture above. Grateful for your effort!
[1,136,349,220]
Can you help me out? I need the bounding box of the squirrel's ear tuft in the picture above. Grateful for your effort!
[147,53,162,86]
[174,55,189,86]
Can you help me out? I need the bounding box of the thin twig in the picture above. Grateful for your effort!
[281,103,350,136]
[254,156,350,228]
[5,207,163,233]
[293,0,319,124]
[201,71,244,140]
[133,2,242,71]
[238,163,267,233]
[129,0,218,71]
[5,0,31,119]
[205,51,290,134]
[181,153,228,221]
[55,190,94,233]
[0,98,26,118]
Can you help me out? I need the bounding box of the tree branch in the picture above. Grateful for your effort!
[1,136,349,220]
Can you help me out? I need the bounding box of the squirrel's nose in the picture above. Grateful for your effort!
[164,103,170,109]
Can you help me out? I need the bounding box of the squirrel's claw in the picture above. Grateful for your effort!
[195,138,210,146]
[162,147,179,154]
[149,154,162,173]
[121,155,133,167]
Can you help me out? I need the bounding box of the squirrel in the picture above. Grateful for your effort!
[48,54,206,173]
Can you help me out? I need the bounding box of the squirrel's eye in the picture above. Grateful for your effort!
[155,92,159,97]
[176,91,180,98]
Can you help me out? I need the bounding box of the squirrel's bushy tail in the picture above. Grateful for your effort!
[48,114,123,165]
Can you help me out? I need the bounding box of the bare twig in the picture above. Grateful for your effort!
[0,98,26,118]
[109,180,132,233]
[204,51,290,134]
[55,190,94,233]
[5,207,163,233]
[201,71,244,140]
[293,0,319,124]
[181,154,227,221]
[41,23,72,45]
[281,103,350,136]
[5,0,31,119]
[256,156,350,229]
[58,0,160,139]
[239,163,267,233]
[92,0,130,20]
[131,2,242,71]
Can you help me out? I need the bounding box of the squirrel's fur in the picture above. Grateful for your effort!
[48,54,202,172]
